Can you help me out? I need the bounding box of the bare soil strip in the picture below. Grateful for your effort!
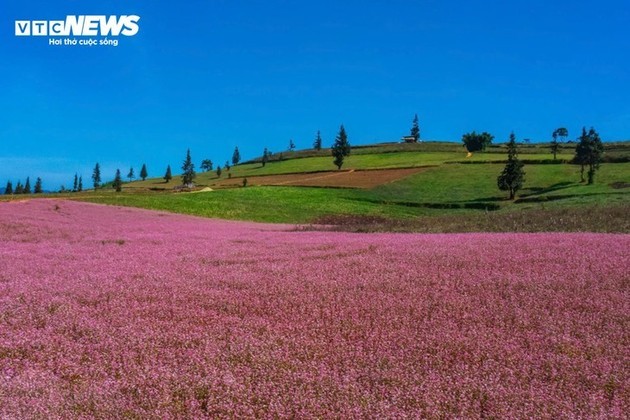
[209,167,426,189]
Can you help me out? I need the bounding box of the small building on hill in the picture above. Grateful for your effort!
[401,135,419,143]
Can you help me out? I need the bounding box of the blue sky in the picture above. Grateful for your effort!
[1,0,629,189]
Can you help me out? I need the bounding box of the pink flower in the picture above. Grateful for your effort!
[0,199,627,418]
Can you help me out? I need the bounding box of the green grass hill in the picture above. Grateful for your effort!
[4,141,629,232]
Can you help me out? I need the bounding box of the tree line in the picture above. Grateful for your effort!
[3,177,43,195]
[4,116,418,194]
[164,124,354,190]
[3,116,606,197]
[461,126,605,200]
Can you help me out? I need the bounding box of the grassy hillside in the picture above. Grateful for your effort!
[128,147,580,191]
[124,141,628,191]
[76,161,629,232]
[367,163,630,208]
[4,141,629,232]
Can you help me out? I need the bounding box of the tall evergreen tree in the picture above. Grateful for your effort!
[497,132,525,200]
[313,130,322,150]
[232,147,241,166]
[113,169,123,192]
[410,114,420,142]
[574,127,604,184]
[78,176,83,192]
[140,164,148,181]
[15,181,23,194]
[34,177,43,194]
[289,139,295,151]
[575,128,588,182]
[23,177,31,194]
[127,167,135,182]
[181,149,196,186]
[4,180,13,195]
[92,163,101,189]
[73,173,78,192]
[164,165,172,183]
[331,125,351,170]
[216,166,222,178]
[262,148,269,167]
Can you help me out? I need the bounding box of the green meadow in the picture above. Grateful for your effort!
[4,141,628,231]
[72,142,629,232]
[126,142,580,188]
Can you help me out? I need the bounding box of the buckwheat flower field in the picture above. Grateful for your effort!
[0,200,628,418]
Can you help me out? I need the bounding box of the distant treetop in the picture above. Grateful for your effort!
[462,131,493,153]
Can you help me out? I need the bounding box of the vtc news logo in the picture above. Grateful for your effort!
[15,15,140,37]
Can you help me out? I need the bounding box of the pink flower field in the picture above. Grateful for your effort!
[0,199,628,418]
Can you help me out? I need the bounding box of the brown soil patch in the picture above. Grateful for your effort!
[209,168,426,189]
[609,181,630,189]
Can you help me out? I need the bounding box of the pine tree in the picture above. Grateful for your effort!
[574,127,604,184]
[140,164,148,181]
[34,177,43,194]
[410,114,420,142]
[164,165,172,183]
[289,139,295,151]
[262,148,269,167]
[113,169,123,192]
[5,181,13,195]
[181,149,196,186]
[92,163,101,189]
[78,176,83,192]
[216,166,222,178]
[497,132,525,200]
[24,177,31,194]
[232,147,241,166]
[73,174,78,192]
[313,130,322,150]
[575,127,589,182]
[127,167,135,182]
[225,161,231,171]
[331,125,351,170]
[15,181,23,194]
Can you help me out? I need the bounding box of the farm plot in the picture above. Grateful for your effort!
[0,200,628,418]
[207,167,426,189]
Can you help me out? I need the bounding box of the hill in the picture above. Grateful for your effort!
[2,141,626,231]
[66,140,630,232]
[122,141,585,191]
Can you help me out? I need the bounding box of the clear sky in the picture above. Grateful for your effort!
[1,0,629,190]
